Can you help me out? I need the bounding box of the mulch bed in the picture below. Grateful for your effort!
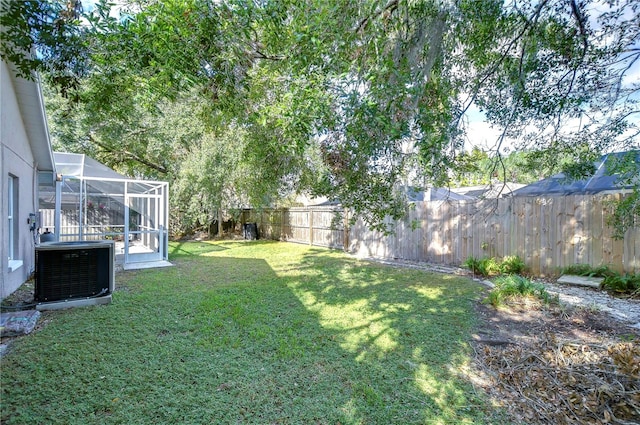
[470,293,640,424]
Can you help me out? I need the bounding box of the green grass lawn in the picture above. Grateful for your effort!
[1,241,506,424]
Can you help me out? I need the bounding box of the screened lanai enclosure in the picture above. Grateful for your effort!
[38,153,169,266]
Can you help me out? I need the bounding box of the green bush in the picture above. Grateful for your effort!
[462,256,501,277]
[462,255,525,277]
[601,273,640,294]
[562,264,639,296]
[479,257,502,277]
[500,255,526,275]
[487,275,553,307]
[462,257,482,274]
[561,264,615,278]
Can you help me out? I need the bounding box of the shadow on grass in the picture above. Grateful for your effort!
[169,240,229,258]
[1,241,499,424]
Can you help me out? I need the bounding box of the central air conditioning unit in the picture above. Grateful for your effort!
[35,240,115,310]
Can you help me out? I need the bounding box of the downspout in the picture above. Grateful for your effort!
[32,161,38,247]
[55,177,61,240]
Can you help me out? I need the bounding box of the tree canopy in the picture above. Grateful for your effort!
[1,0,638,235]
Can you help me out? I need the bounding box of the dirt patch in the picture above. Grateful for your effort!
[470,289,640,424]
[1,280,36,309]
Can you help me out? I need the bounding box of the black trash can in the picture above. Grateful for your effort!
[243,223,259,240]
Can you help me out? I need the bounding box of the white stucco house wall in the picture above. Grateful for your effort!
[1,60,56,299]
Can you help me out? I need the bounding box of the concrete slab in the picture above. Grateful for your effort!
[36,294,112,311]
[1,310,41,336]
[123,260,173,271]
[557,274,603,289]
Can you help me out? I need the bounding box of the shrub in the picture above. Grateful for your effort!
[462,257,482,274]
[479,257,502,277]
[561,265,639,296]
[463,255,525,277]
[561,264,592,276]
[463,256,501,277]
[500,255,526,275]
[561,264,615,278]
[487,275,553,307]
[601,273,640,295]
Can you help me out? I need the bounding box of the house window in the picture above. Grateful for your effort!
[8,175,21,271]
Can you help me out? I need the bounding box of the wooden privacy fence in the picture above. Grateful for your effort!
[241,194,639,275]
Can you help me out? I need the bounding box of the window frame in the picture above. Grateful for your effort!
[8,175,15,260]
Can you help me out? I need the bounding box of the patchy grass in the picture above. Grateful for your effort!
[1,241,505,424]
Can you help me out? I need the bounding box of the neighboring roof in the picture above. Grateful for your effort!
[408,187,474,202]
[510,151,639,197]
[4,61,55,174]
[310,198,341,207]
[451,182,526,199]
[308,187,474,207]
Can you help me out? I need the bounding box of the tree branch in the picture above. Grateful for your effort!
[355,0,399,33]
[89,133,168,175]
[456,0,551,128]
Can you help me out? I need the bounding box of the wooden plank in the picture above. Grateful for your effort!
[458,202,469,263]
[391,214,399,259]
[477,200,487,256]
[498,199,509,258]
[441,202,451,264]
[623,220,634,274]
[308,209,313,246]
[531,197,542,275]
[634,213,640,273]
[470,200,479,259]
[574,196,586,265]
[522,198,534,273]
[424,202,433,262]
[562,196,575,269]
[420,202,430,262]
[410,205,418,261]
[551,196,561,273]
[601,195,614,268]
[458,201,468,264]
[609,194,624,273]
[470,201,480,260]
[449,201,458,264]
[506,199,514,259]
[451,201,461,264]
[539,197,550,276]
[343,209,349,252]
[582,196,591,268]
[515,197,526,264]
[480,200,492,257]
[488,200,499,258]
[434,203,445,263]
[590,196,604,269]
[541,197,552,274]
[408,204,417,260]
